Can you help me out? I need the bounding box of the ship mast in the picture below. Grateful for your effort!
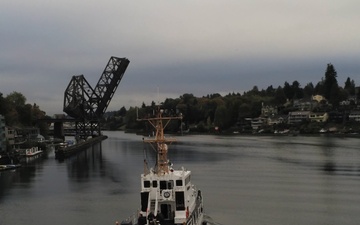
[139,106,182,175]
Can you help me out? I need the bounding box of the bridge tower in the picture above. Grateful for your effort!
[63,56,130,139]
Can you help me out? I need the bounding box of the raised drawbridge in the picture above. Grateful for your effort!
[63,56,130,139]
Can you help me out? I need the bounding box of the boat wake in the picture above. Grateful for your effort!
[203,214,224,225]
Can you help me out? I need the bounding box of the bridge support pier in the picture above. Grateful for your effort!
[54,122,65,140]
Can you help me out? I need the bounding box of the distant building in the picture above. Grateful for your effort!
[312,95,326,103]
[349,111,360,122]
[288,111,310,124]
[293,99,314,111]
[15,127,40,141]
[309,112,328,123]
[267,115,287,126]
[340,95,358,106]
[0,115,5,152]
[261,104,278,117]
[244,118,266,131]
[328,111,345,123]
[5,126,15,147]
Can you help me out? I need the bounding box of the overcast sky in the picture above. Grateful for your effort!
[1,0,360,116]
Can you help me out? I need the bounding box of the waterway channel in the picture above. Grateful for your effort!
[1,131,360,225]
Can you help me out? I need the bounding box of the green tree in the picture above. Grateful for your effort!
[119,106,127,117]
[18,104,33,126]
[292,81,303,99]
[4,92,28,126]
[238,103,252,119]
[265,85,275,96]
[283,82,294,100]
[163,98,180,111]
[214,105,230,129]
[344,77,355,96]
[314,79,325,95]
[249,86,260,96]
[323,63,339,105]
[274,86,287,105]
[0,93,7,115]
[303,82,314,98]
[6,91,26,107]
[125,107,141,129]
[180,93,195,104]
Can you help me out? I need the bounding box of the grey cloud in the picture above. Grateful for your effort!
[1,1,360,115]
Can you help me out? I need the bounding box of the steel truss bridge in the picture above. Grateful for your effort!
[63,56,130,139]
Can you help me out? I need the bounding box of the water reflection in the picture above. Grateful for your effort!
[268,136,360,177]
[2,132,360,225]
[65,144,104,182]
[319,137,336,174]
[0,148,51,202]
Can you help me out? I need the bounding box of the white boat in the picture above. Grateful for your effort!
[119,107,206,225]
[25,147,43,157]
[0,164,21,171]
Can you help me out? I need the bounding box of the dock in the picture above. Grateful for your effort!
[0,164,21,171]
[55,135,108,159]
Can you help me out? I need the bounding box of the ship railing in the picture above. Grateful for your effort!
[147,191,159,216]
[119,210,139,225]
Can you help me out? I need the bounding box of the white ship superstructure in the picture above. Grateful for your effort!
[120,107,205,225]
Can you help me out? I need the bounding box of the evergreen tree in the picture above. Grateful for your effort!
[274,86,287,105]
[344,77,356,95]
[292,80,303,99]
[303,82,314,99]
[214,105,230,129]
[323,63,339,105]
[119,106,127,116]
[0,93,6,116]
[314,79,325,96]
[283,82,294,100]
[265,85,275,96]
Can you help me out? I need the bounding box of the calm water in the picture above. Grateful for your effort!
[1,131,360,225]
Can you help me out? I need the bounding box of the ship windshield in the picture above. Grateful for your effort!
[144,180,150,188]
[160,180,174,190]
[176,180,183,186]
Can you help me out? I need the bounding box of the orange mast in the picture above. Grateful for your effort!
[139,107,182,175]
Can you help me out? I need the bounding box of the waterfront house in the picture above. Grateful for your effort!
[249,117,266,130]
[5,127,15,147]
[288,111,310,124]
[267,115,287,126]
[309,112,329,123]
[261,104,278,117]
[348,111,360,122]
[328,111,345,123]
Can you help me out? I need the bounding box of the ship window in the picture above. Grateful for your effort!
[175,191,185,210]
[144,181,150,188]
[185,175,191,185]
[160,181,167,190]
[160,180,174,190]
[152,180,158,187]
[176,180,183,186]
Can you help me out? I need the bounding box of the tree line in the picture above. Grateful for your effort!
[103,63,359,133]
[1,63,358,134]
[0,91,48,133]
